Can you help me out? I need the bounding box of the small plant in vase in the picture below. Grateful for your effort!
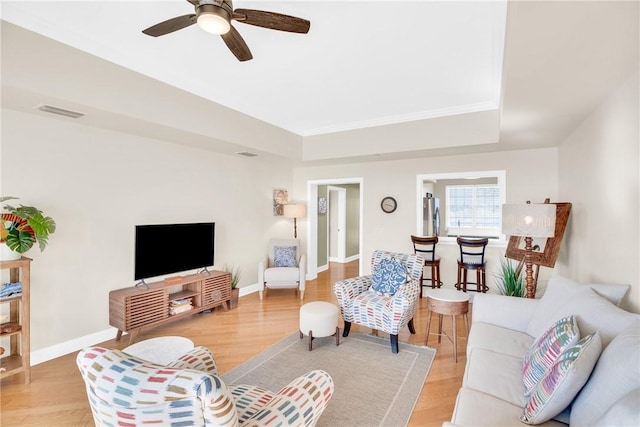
[1,196,56,260]
[223,264,241,309]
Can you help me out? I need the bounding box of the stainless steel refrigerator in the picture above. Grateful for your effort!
[423,195,440,236]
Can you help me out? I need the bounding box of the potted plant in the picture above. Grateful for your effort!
[0,196,56,260]
[494,255,525,297]
[223,264,241,309]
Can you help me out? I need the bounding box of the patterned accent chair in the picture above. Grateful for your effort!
[258,238,306,300]
[77,346,334,426]
[334,250,424,353]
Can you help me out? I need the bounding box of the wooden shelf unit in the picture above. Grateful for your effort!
[0,256,31,384]
[109,270,231,343]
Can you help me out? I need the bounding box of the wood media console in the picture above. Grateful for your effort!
[109,270,231,343]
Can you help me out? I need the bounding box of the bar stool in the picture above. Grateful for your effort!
[411,235,442,297]
[455,237,489,293]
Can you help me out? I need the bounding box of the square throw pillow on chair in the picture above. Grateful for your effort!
[522,315,580,395]
[371,257,408,296]
[273,246,297,267]
[520,332,602,425]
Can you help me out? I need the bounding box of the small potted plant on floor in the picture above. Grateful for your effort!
[224,264,241,309]
[1,197,56,261]
[494,254,525,297]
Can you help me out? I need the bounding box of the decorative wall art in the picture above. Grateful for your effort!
[318,197,327,214]
[273,189,288,216]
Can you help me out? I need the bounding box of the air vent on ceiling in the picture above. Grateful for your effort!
[236,151,258,158]
[35,104,85,119]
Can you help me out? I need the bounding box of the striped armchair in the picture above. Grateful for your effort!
[334,250,424,353]
[76,346,334,426]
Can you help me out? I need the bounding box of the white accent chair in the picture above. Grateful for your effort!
[258,238,306,300]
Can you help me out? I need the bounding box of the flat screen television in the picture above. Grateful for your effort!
[134,222,215,281]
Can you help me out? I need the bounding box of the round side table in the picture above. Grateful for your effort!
[123,336,194,365]
[424,289,470,363]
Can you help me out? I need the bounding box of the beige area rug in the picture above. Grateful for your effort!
[221,332,436,427]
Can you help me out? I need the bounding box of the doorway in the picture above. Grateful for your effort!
[306,178,364,280]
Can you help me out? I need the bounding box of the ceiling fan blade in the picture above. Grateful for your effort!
[233,9,310,34]
[221,25,253,61]
[142,14,196,37]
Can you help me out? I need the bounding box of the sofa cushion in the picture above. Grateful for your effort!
[451,388,567,427]
[522,316,580,396]
[467,322,534,358]
[570,320,640,425]
[521,332,602,425]
[591,389,640,427]
[371,257,407,296]
[526,278,637,348]
[273,246,297,267]
[463,348,527,408]
[264,267,299,284]
[588,282,630,306]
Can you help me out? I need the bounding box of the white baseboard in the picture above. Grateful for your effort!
[329,254,360,263]
[31,284,262,366]
[317,264,329,273]
[345,254,360,263]
[239,283,259,296]
[31,328,117,366]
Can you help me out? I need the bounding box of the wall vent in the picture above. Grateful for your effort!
[35,104,85,119]
[236,151,258,157]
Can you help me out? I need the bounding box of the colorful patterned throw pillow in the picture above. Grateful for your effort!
[522,315,580,395]
[521,332,602,425]
[273,246,297,267]
[371,257,408,296]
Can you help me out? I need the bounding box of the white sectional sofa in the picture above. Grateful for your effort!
[448,276,639,426]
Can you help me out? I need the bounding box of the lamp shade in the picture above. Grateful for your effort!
[283,204,307,219]
[502,204,556,237]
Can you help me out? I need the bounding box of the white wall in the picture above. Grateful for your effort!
[3,70,637,360]
[294,147,559,288]
[0,109,294,352]
[557,72,640,312]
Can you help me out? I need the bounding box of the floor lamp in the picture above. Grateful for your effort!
[502,202,556,298]
[283,204,306,239]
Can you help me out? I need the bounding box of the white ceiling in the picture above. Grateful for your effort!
[1,1,638,164]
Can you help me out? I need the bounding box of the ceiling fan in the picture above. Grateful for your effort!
[142,0,311,62]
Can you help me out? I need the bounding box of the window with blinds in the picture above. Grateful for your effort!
[446,185,501,237]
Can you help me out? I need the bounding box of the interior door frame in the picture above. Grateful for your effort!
[327,186,347,262]
[306,178,364,280]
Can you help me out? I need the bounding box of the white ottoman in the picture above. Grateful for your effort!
[299,301,340,351]
[123,336,194,365]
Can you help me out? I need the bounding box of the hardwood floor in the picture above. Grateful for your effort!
[0,260,468,426]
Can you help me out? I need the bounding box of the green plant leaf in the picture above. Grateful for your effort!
[223,263,242,289]
[0,196,19,204]
[5,228,35,253]
[28,212,56,245]
[494,255,525,297]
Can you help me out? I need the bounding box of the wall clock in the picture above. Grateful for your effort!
[380,196,397,213]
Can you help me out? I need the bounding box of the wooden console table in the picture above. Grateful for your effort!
[109,270,231,343]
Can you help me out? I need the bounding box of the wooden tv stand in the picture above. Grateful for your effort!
[109,270,231,343]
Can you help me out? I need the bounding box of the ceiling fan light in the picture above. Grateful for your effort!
[197,5,231,35]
